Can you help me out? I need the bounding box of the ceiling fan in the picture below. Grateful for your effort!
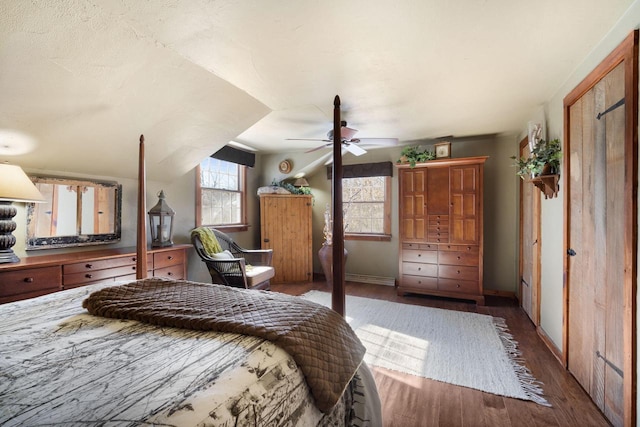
[286,121,398,156]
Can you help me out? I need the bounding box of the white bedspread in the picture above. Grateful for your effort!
[0,282,381,426]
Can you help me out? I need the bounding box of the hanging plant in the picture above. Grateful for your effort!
[511,138,562,179]
[397,146,436,168]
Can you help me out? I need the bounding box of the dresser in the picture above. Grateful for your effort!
[397,156,487,304]
[0,244,190,304]
[259,194,313,283]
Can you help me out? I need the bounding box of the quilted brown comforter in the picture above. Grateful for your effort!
[82,278,365,413]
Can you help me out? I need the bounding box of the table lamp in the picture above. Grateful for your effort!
[0,163,45,263]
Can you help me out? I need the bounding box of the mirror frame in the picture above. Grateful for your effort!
[26,176,122,250]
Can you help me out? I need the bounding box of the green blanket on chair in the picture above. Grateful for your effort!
[191,227,223,255]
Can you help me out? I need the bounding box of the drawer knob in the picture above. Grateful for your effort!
[456,270,461,274]
[24,277,34,283]
[457,256,461,260]
[85,264,93,269]
[167,256,173,260]
[132,257,137,262]
[167,272,173,276]
[417,253,421,257]
[456,284,461,288]
[85,274,93,278]
[132,266,136,270]
[418,267,421,271]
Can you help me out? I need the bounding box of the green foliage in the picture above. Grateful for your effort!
[271,179,313,196]
[511,138,562,179]
[397,145,436,168]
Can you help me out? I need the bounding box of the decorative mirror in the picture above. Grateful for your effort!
[26,176,122,249]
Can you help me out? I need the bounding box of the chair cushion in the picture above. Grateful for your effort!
[210,250,234,260]
[246,266,275,287]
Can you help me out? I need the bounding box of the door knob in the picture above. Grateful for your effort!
[567,248,577,256]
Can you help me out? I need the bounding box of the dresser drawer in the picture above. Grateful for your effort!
[402,249,437,263]
[154,264,185,280]
[439,251,478,267]
[438,265,478,281]
[64,265,138,287]
[401,275,438,290]
[0,266,61,302]
[153,249,185,269]
[64,256,137,274]
[402,262,437,277]
[438,278,478,294]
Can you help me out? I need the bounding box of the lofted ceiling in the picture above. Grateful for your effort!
[0,0,635,181]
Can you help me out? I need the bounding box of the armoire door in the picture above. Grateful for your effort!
[449,164,480,244]
[260,195,312,283]
[564,31,637,426]
[519,137,541,325]
[400,168,427,241]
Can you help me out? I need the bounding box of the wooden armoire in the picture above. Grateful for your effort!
[259,194,313,283]
[397,156,487,304]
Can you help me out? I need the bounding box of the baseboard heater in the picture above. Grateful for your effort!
[345,274,396,287]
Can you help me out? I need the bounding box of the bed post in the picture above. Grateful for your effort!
[331,95,345,316]
[136,134,148,279]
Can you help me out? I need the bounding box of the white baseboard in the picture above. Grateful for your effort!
[345,273,396,287]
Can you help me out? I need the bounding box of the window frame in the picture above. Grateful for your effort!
[195,161,248,232]
[342,175,392,242]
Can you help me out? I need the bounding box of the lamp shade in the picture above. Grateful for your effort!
[294,177,309,187]
[0,164,45,202]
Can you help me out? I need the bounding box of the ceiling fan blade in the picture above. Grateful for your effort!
[305,143,332,153]
[286,138,331,142]
[344,142,367,156]
[341,126,358,140]
[354,137,399,146]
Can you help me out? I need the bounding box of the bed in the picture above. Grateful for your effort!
[0,280,380,425]
[0,133,382,426]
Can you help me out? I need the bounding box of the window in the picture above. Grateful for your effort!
[196,157,247,231]
[342,175,391,242]
[327,161,393,241]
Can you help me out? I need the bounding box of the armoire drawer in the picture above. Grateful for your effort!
[439,244,478,253]
[438,265,478,281]
[438,278,478,294]
[402,249,437,263]
[402,242,437,251]
[401,275,438,290]
[438,251,478,267]
[402,262,437,277]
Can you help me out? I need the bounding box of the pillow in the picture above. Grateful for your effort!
[210,250,234,260]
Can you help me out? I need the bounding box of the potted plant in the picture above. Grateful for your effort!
[397,145,436,168]
[511,138,562,179]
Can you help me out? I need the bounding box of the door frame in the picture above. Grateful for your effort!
[518,136,542,326]
[563,30,638,426]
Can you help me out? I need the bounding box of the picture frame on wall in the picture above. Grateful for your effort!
[434,142,451,159]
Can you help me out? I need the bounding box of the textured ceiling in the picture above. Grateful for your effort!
[0,0,635,181]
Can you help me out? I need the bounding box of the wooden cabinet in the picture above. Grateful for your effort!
[260,195,312,283]
[397,157,487,304]
[0,245,189,304]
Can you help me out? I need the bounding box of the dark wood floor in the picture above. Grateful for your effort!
[271,280,611,427]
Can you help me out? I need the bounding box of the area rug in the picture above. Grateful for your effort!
[301,291,550,406]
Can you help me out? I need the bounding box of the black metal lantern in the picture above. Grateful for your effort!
[148,190,175,247]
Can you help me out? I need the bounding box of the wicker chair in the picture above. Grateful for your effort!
[191,227,274,290]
